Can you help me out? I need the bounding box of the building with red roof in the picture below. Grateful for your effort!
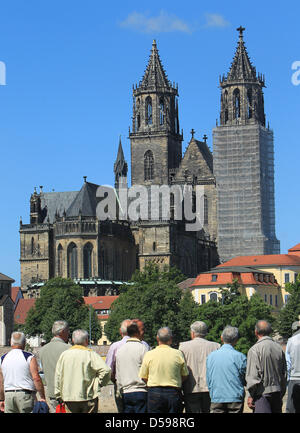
[83,296,118,345]
[14,298,36,325]
[192,266,282,311]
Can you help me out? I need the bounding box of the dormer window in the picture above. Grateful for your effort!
[212,274,218,282]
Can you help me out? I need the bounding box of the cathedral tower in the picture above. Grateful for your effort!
[130,40,183,185]
[213,27,280,262]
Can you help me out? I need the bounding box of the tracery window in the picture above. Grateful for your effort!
[144,150,154,181]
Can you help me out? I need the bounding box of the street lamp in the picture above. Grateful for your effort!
[88,301,103,347]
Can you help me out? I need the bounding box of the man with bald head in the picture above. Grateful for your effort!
[139,327,188,413]
[246,320,287,413]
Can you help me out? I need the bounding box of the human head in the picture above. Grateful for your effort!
[11,331,26,348]
[255,320,272,338]
[72,329,89,346]
[52,320,69,342]
[132,319,145,340]
[127,322,140,339]
[190,321,208,339]
[157,327,172,345]
[292,321,300,333]
[119,319,132,337]
[221,326,239,345]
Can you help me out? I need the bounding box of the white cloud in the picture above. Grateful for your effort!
[204,13,230,28]
[119,10,192,34]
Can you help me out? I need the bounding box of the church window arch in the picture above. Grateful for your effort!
[57,244,63,276]
[233,88,240,119]
[145,96,152,125]
[247,89,252,119]
[204,195,208,225]
[83,242,93,279]
[67,242,78,279]
[144,150,154,181]
[159,98,164,125]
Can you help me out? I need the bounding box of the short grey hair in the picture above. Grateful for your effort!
[157,327,172,343]
[191,321,207,337]
[72,329,89,345]
[52,320,69,336]
[222,326,239,344]
[11,331,26,347]
[120,319,132,335]
[255,320,272,336]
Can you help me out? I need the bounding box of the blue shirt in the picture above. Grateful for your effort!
[206,344,247,403]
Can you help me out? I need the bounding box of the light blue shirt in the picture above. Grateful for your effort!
[206,344,247,403]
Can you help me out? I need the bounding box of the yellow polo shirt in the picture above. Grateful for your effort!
[139,344,188,388]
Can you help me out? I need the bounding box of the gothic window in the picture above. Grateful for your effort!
[175,97,179,133]
[224,90,229,122]
[144,150,154,181]
[247,89,252,119]
[31,237,35,255]
[204,195,208,225]
[159,98,164,125]
[145,96,152,125]
[67,242,78,279]
[233,88,240,119]
[57,244,63,276]
[83,242,93,279]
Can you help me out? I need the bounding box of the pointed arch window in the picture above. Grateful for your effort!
[204,195,208,225]
[31,237,35,255]
[247,89,252,119]
[144,150,154,181]
[57,244,63,276]
[83,242,93,279]
[67,242,78,279]
[233,88,240,119]
[159,98,164,125]
[145,96,152,125]
[224,90,229,123]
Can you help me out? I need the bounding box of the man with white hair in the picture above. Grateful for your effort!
[139,327,189,413]
[105,318,149,412]
[55,329,111,413]
[39,320,70,412]
[0,331,46,413]
[179,321,220,413]
[206,326,247,413]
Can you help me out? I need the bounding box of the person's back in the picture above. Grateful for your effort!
[1,349,36,393]
[116,323,148,413]
[206,326,246,413]
[179,337,220,393]
[39,320,70,412]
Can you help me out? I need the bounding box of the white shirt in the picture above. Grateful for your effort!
[1,349,35,392]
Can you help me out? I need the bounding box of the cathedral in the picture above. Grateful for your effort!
[19,27,279,298]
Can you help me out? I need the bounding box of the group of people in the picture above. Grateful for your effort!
[106,318,299,414]
[0,317,299,414]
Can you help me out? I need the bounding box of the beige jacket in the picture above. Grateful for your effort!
[55,345,111,402]
[179,337,220,393]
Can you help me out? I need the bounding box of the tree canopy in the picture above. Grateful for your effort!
[275,275,300,340]
[23,277,102,343]
[104,263,198,347]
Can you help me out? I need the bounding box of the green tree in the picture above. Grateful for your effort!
[197,282,275,354]
[276,275,300,339]
[23,277,101,343]
[104,263,197,347]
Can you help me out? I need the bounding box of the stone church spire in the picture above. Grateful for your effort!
[114,137,128,188]
[219,26,266,126]
[130,40,183,185]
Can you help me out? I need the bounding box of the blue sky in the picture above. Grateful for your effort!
[1,1,299,285]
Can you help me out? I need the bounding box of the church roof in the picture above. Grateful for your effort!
[66,181,100,218]
[40,190,79,223]
[222,26,264,85]
[138,40,173,91]
[0,273,15,282]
